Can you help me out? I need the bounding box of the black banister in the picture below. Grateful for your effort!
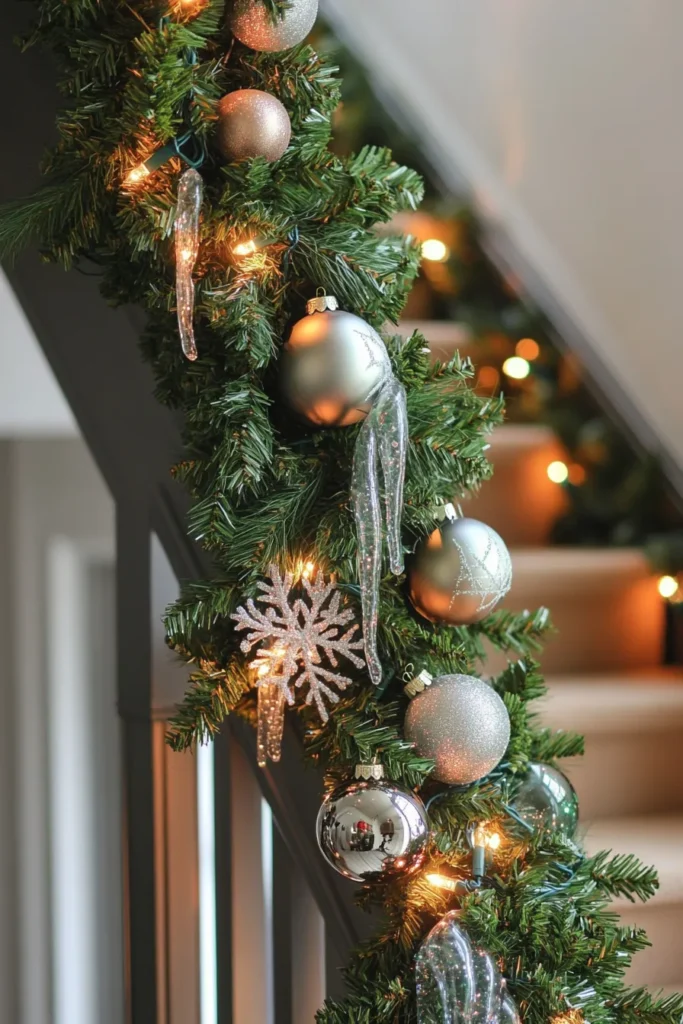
[0,2,367,1014]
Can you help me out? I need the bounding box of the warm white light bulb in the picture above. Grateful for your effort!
[233,239,258,256]
[126,163,150,184]
[426,872,460,892]
[502,356,531,380]
[547,461,569,484]
[421,238,450,262]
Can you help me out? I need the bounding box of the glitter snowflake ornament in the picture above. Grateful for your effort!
[232,565,365,763]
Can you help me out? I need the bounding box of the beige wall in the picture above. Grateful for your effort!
[325,0,683,473]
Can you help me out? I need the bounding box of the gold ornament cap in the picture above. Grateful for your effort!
[306,293,340,315]
[355,762,384,781]
[404,670,434,699]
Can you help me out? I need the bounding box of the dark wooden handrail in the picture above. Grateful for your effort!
[0,4,368,1016]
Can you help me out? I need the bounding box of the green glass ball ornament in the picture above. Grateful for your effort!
[215,90,291,164]
[408,505,512,625]
[316,763,429,882]
[511,762,579,838]
[280,294,392,427]
[229,0,318,52]
[403,670,510,786]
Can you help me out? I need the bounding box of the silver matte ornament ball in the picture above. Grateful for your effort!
[215,90,291,164]
[316,765,429,882]
[229,0,318,52]
[404,672,510,786]
[409,507,512,625]
[280,295,391,426]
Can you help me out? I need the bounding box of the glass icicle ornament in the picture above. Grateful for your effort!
[416,912,521,1024]
[280,294,408,685]
[174,168,204,361]
[231,564,365,725]
[351,375,408,685]
[256,682,286,768]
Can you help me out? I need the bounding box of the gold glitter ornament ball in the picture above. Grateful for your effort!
[229,0,318,52]
[404,673,510,786]
[215,90,291,163]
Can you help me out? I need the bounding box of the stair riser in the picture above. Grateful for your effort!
[485,575,663,675]
[564,734,683,819]
[463,439,569,547]
[618,903,683,987]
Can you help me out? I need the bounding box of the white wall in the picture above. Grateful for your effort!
[0,271,76,436]
[325,0,683,474]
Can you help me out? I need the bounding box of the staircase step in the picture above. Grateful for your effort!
[399,319,473,362]
[487,548,664,675]
[584,816,683,987]
[464,425,569,546]
[539,673,683,819]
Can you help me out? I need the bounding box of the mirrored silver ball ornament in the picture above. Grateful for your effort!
[404,672,510,786]
[316,765,429,882]
[215,90,291,164]
[511,762,579,838]
[280,295,391,427]
[409,507,512,625]
[229,0,318,52]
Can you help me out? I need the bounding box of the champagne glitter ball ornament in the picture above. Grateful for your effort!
[316,763,429,882]
[280,294,392,427]
[404,671,510,786]
[408,505,512,625]
[215,90,291,163]
[511,762,579,838]
[229,0,318,52]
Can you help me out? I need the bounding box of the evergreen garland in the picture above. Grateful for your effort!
[1,3,681,1023]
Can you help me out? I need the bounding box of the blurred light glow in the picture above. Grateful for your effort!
[547,461,569,484]
[421,238,450,262]
[568,463,586,486]
[658,575,679,599]
[516,338,540,360]
[478,366,500,390]
[502,356,530,380]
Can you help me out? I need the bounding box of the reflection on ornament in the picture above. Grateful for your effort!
[404,671,510,786]
[316,764,429,882]
[229,0,318,52]
[215,90,291,163]
[408,507,512,625]
[231,565,364,723]
[510,762,579,838]
[174,168,204,361]
[416,912,521,1024]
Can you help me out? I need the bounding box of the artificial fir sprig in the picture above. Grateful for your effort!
[1,3,680,1024]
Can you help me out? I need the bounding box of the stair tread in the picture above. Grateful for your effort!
[486,423,558,450]
[509,546,652,581]
[541,672,683,733]
[398,319,471,346]
[584,815,683,907]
